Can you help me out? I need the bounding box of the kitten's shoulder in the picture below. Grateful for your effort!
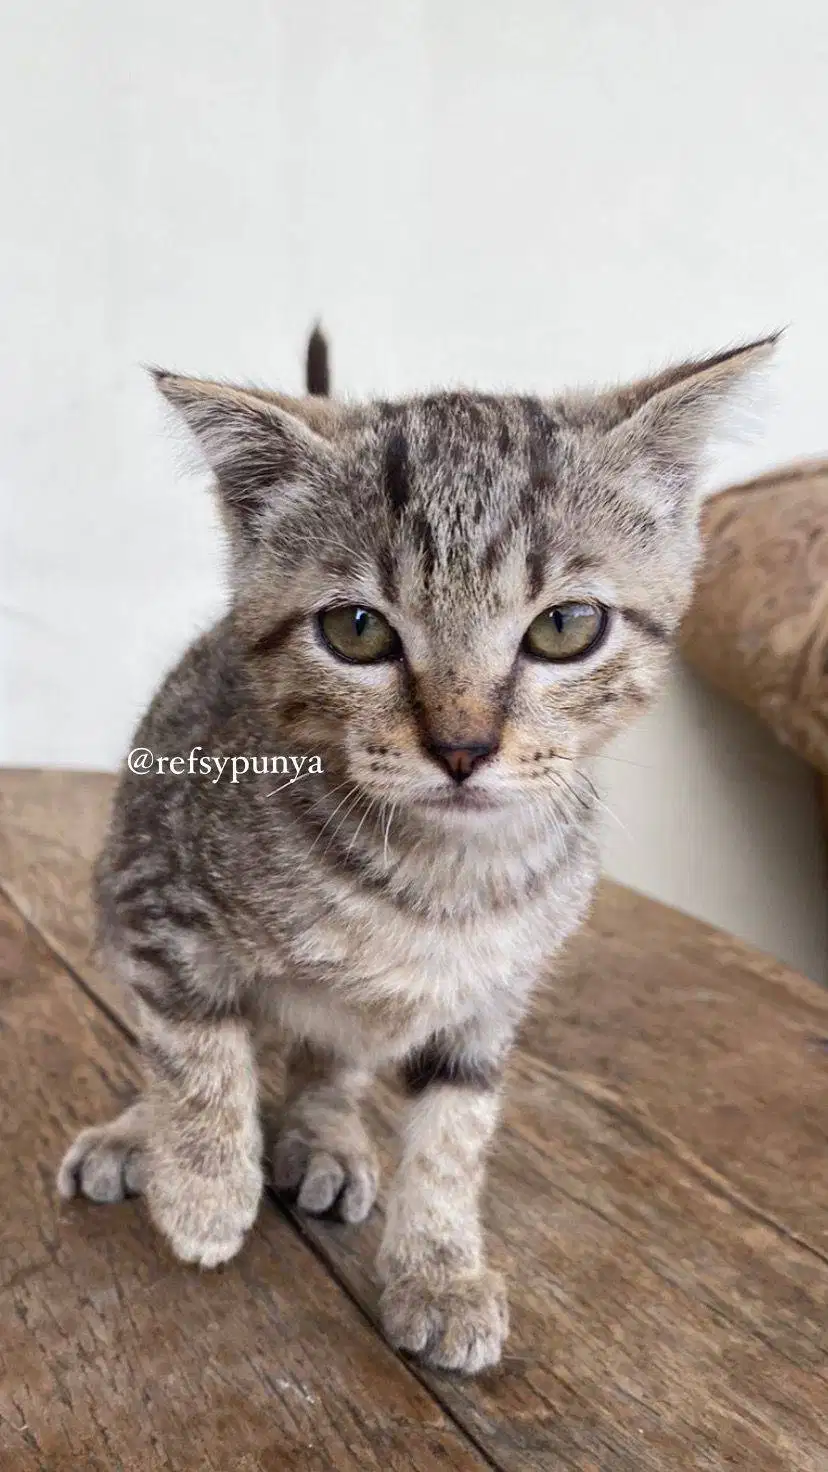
[98,616,243,889]
[132,614,241,752]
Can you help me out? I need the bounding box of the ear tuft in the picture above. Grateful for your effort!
[589,333,781,511]
[612,333,781,427]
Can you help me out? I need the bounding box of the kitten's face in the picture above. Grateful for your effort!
[248,397,682,820]
[155,340,773,824]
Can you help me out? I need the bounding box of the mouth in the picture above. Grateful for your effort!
[417,787,501,813]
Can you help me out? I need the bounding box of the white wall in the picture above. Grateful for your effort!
[2,0,826,979]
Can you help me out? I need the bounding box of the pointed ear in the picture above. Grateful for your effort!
[151,370,343,520]
[579,334,780,509]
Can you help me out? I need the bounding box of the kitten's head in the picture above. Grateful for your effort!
[155,337,775,822]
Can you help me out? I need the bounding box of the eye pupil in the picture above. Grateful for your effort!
[553,608,564,633]
[354,608,368,636]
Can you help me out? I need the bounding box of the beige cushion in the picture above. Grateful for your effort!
[680,460,828,776]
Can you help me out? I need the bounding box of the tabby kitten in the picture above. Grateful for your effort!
[58,333,774,1374]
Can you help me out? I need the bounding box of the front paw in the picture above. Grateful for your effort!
[57,1110,147,1203]
[146,1154,263,1268]
[380,1267,509,1375]
[271,1126,379,1224]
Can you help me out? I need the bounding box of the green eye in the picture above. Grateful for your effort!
[318,605,402,664]
[523,601,608,662]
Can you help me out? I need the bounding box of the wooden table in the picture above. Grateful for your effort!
[0,769,826,1472]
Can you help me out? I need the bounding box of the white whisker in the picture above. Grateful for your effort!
[324,787,364,856]
[346,797,376,858]
[306,784,359,856]
[382,800,398,865]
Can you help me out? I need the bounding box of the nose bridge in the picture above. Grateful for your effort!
[408,666,506,750]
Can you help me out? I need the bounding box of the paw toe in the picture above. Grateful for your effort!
[81,1149,130,1203]
[297,1152,346,1214]
[380,1283,432,1354]
[340,1162,378,1224]
[122,1147,146,1196]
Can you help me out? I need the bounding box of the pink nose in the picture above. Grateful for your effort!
[426,741,498,784]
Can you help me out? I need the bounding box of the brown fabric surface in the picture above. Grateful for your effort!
[680,459,828,775]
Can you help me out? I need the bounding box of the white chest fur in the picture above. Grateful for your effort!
[275,817,597,1066]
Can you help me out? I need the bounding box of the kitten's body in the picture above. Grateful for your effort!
[59,341,774,1373]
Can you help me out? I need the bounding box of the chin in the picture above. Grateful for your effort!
[413,787,510,818]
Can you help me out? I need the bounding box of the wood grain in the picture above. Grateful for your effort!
[0,769,126,1022]
[2,768,828,1471]
[0,895,487,1472]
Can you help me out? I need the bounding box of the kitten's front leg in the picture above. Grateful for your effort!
[271,1041,379,1223]
[59,1007,263,1266]
[140,1008,263,1265]
[378,1038,508,1375]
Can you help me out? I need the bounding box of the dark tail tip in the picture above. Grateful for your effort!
[306,323,330,397]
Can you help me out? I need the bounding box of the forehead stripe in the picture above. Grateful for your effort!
[384,428,410,515]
